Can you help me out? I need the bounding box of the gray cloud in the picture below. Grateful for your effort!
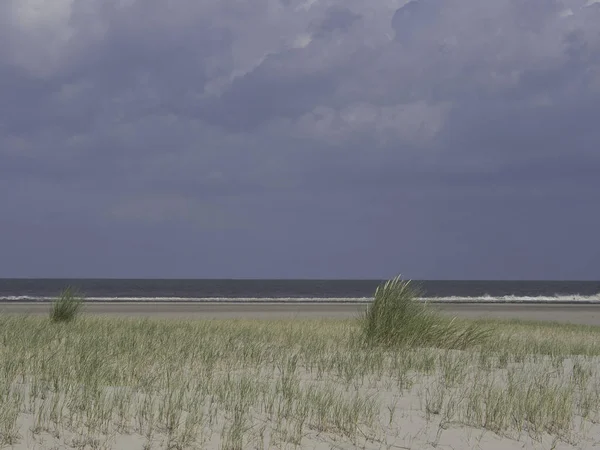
[310,6,362,36]
[1,0,599,278]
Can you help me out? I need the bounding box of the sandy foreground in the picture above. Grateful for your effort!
[2,310,600,449]
[8,357,600,450]
[11,372,600,450]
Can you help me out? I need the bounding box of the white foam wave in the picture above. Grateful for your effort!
[424,294,600,303]
[1,295,600,303]
[0,296,372,302]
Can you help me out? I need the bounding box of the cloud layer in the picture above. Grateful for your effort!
[1,0,599,278]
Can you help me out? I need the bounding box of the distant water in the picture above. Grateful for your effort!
[0,279,599,303]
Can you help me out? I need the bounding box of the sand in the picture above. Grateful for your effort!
[2,301,600,325]
[3,304,600,448]
[8,364,600,450]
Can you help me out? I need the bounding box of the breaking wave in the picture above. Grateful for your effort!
[1,294,600,303]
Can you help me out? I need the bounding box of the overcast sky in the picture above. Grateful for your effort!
[1,0,599,279]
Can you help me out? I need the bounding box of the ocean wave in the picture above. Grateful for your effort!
[423,294,600,303]
[1,295,600,303]
[0,296,371,302]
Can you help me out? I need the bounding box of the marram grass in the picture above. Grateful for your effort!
[49,286,84,323]
[0,315,599,448]
[362,275,492,349]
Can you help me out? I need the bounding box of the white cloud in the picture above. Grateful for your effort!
[292,33,313,49]
[12,0,73,31]
[4,0,75,75]
[559,8,574,17]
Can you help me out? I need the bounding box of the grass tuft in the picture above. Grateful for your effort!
[50,286,84,323]
[362,275,491,349]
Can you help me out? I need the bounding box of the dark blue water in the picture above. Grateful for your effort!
[0,279,599,301]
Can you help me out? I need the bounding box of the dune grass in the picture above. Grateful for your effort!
[49,287,84,323]
[362,275,493,349]
[0,316,599,448]
[0,278,599,448]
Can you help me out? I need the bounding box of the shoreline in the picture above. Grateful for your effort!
[3,301,600,325]
[1,297,600,304]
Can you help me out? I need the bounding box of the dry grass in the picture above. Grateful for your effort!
[0,313,599,448]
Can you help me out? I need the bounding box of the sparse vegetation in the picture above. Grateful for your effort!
[0,279,598,448]
[49,286,84,323]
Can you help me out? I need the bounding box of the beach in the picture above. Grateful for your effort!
[2,301,600,325]
[1,312,600,449]
[2,291,600,449]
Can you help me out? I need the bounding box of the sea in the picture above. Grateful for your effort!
[0,279,599,303]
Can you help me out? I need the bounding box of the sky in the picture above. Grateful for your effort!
[1,0,599,280]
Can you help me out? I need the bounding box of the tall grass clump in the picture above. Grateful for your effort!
[50,286,84,323]
[362,276,490,349]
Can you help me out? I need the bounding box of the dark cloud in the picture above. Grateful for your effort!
[510,0,562,31]
[310,6,361,37]
[196,54,338,131]
[1,0,599,278]
[392,0,442,43]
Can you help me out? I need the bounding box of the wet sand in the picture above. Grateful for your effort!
[1,302,600,325]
